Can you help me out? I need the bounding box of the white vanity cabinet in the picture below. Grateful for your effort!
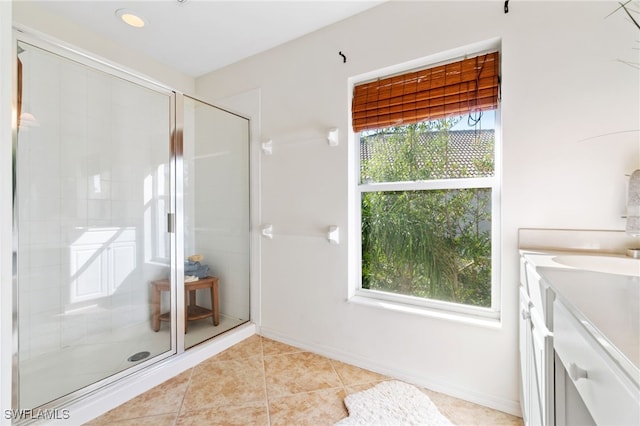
[519,258,555,426]
[520,251,640,426]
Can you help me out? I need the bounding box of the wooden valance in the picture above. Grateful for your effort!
[352,51,499,132]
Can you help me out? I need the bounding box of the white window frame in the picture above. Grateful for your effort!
[347,40,502,321]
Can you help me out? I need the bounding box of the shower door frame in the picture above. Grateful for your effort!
[11,29,186,412]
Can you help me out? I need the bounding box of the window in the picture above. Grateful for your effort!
[352,50,500,318]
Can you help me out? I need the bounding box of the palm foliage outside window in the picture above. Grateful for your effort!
[359,115,496,309]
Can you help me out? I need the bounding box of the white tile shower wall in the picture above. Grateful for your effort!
[18,47,172,362]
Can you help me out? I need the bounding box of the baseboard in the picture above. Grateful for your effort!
[47,323,256,425]
[258,326,521,417]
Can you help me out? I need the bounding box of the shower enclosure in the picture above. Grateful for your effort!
[13,34,250,411]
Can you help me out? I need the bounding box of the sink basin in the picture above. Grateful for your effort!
[552,255,640,276]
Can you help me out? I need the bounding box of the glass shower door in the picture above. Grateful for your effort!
[182,96,250,348]
[15,40,175,409]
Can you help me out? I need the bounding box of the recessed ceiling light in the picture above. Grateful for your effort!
[115,9,146,28]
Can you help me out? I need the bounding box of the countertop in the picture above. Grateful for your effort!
[521,250,640,387]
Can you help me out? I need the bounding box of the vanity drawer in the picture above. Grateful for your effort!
[553,301,640,425]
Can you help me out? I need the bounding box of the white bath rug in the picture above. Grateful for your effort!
[335,380,454,426]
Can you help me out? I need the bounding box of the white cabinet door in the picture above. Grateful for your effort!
[520,267,554,426]
[530,308,554,426]
[70,243,110,302]
[554,352,596,426]
[69,229,137,303]
[520,287,535,425]
[109,241,137,293]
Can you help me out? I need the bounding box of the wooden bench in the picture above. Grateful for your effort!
[151,276,219,333]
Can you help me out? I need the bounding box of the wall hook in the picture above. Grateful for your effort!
[261,140,273,155]
[327,128,339,146]
[339,51,347,63]
[261,224,273,239]
[504,0,509,14]
[328,226,340,244]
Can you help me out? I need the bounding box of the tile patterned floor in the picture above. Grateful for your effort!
[86,335,523,425]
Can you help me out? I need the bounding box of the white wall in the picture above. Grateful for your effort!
[12,1,194,94]
[196,1,639,414]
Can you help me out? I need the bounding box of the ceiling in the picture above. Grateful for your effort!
[31,0,384,77]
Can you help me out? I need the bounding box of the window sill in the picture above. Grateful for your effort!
[348,293,502,329]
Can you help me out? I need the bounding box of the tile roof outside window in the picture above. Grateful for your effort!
[360,129,495,181]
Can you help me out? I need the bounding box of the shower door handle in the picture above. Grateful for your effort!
[167,213,175,233]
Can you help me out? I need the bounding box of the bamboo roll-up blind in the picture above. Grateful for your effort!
[352,51,499,132]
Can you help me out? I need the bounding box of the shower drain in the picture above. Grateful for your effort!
[127,351,150,362]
